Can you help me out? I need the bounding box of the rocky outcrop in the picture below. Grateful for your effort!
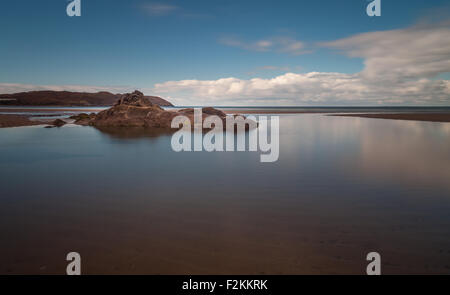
[178,107,226,117]
[44,119,67,128]
[52,119,66,127]
[69,113,97,125]
[0,90,173,107]
[72,90,256,130]
[114,91,155,107]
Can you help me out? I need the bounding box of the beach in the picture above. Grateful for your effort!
[2,107,450,128]
[0,114,46,128]
[330,113,450,122]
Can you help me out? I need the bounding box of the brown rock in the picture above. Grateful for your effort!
[73,90,256,131]
[114,90,155,107]
[202,107,226,117]
[70,113,96,125]
[52,119,66,127]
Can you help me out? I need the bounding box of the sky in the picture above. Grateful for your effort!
[0,0,449,106]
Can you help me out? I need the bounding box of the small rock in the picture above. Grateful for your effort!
[114,90,154,107]
[52,119,66,127]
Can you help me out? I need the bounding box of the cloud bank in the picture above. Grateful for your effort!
[153,72,449,106]
[155,23,450,105]
[322,22,450,80]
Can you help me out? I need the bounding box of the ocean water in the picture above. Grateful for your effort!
[0,113,449,274]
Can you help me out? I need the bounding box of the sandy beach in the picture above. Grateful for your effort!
[329,113,450,122]
[0,114,46,128]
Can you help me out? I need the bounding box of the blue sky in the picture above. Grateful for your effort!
[0,0,449,105]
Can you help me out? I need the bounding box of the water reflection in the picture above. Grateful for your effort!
[278,114,450,190]
[357,119,450,188]
[93,126,174,140]
[0,114,449,274]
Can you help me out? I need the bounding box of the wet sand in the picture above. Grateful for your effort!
[222,110,450,122]
[222,109,326,114]
[329,113,450,122]
[0,114,46,128]
[2,191,449,275]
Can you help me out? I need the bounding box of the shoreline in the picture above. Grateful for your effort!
[329,113,450,123]
[1,108,450,128]
[0,114,47,128]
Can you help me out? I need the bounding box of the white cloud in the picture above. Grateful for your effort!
[153,72,449,105]
[142,3,179,16]
[155,23,450,105]
[321,22,450,80]
[219,36,308,55]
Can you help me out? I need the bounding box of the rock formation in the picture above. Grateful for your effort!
[52,119,66,127]
[72,90,256,131]
[43,119,67,128]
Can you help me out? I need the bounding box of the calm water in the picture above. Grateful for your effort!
[0,113,450,274]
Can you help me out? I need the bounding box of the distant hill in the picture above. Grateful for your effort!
[0,90,174,107]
